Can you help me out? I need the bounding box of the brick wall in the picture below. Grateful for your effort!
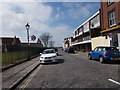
[101,1,120,30]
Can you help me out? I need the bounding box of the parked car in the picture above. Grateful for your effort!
[64,47,74,53]
[63,48,66,51]
[53,48,58,55]
[88,46,120,63]
[40,49,58,64]
[64,48,67,52]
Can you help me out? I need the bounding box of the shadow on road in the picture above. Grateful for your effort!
[91,59,120,65]
[105,61,120,65]
[57,59,64,64]
[58,54,63,56]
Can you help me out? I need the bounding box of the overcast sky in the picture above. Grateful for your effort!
[1,1,100,47]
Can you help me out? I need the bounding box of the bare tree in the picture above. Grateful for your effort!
[39,32,52,47]
[49,40,55,47]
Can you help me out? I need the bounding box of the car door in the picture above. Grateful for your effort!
[91,47,103,59]
[95,47,103,59]
[91,47,99,59]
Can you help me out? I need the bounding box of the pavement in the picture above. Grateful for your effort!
[1,56,40,89]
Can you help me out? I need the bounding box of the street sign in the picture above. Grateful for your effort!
[31,35,36,41]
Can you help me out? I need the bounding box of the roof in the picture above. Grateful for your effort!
[0,37,21,45]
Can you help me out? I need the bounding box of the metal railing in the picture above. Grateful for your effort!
[72,36,91,44]
[83,36,91,41]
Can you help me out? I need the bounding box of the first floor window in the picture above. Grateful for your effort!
[108,10,116,27]
[107,0,114,5]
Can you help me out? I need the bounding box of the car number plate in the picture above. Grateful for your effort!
[111,58,120,60]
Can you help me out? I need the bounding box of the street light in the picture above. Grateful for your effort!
[25,23,30,45]
[25,23,30,60]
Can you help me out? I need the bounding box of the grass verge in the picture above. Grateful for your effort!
[1,51,28,67]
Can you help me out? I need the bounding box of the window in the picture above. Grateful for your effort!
[103,48,106,51]
[108,10,116,27]
[83,22,89,33]
[90,15,100,28]
[98,48,103,51]
[75,31,77,36]
[94,48,98,51]
[78,29,80,34]
[105,47,117,51]
[79,27,83,35]
[107,0,114,5]
[77,30,79,35]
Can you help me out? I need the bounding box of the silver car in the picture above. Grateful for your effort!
[40,49,58,64]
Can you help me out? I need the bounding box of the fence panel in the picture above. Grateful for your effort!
[1,45,49,67]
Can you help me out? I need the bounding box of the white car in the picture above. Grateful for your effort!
[40,49,58,64]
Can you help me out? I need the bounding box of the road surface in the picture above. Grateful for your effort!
[17,49,120,89]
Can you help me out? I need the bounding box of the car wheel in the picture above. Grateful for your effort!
[88,54,92,60]
[99,56,104,63]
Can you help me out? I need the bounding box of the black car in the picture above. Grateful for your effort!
[65,47,74,53]
[53,48,58,55]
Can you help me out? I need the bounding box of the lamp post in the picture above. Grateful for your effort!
[25,23,30,45]
[25,23,30,60]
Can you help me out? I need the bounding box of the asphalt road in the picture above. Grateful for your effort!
[17,49,120,89]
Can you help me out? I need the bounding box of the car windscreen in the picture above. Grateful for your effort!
[42,50,55,54]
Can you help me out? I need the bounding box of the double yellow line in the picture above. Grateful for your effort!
[20,65,43,89]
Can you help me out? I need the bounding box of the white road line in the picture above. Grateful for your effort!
[20,65,43,89]
[108,79,120,85]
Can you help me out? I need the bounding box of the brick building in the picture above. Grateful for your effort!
[0,36,21,45]
[63,37,73,49]
[100,0,120,49]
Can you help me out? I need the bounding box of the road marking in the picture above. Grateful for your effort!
[20,65,43,89]
[108,79,120,85]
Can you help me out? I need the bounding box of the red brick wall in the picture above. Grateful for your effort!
[118,2,120,24]
[100,1,120,30]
